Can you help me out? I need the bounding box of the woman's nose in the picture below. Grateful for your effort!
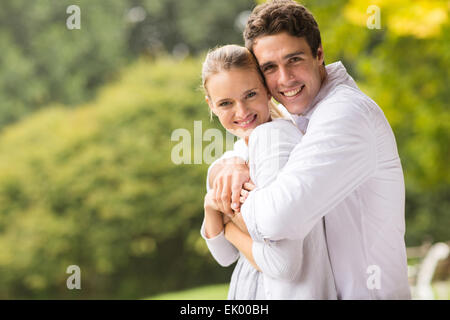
[235,102,250,119]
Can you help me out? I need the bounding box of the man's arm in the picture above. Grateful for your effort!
[241,99,377,241]
[224,120,307,280]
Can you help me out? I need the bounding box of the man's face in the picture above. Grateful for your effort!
[252,32,324,115]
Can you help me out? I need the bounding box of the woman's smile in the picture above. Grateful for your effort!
[234,114,257,128]
[206,68,271,139]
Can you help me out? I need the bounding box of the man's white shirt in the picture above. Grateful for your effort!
[206,62,411,299]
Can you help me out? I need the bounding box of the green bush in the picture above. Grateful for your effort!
[0,57,232,299]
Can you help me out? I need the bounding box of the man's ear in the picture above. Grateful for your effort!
[316,44,324,65]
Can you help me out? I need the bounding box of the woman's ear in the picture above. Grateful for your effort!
[205,96,216,115]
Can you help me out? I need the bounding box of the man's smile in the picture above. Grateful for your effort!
[280,84,305,98]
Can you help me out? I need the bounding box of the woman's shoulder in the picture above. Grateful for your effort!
[250,118,302,140]
[249,118,303,152]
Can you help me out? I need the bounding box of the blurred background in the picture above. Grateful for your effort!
[0,0,448,299]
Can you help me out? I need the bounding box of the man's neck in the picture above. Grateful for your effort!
[320,64,327,85]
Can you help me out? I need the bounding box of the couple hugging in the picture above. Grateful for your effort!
[199,0,410,300]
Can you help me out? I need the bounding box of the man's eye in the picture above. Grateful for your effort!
[263,65,275,73]
[290,57,302,63]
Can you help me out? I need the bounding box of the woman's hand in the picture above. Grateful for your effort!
[231,211,250,236]
[204,189,220,212]
[204,190,225,239]
[222,213,232,225]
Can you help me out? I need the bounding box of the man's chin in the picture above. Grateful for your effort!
[284,103,308,115]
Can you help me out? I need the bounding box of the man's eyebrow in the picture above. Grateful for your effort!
[284,51,305,59]
[260,61,274,70]
[259,51,306,69]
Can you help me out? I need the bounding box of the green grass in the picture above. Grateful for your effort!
[145,283,229,300]
[432,280,450,300]
[145,281,450,300]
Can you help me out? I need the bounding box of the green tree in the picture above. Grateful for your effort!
[0,57,231,299]
[0,0,255,130]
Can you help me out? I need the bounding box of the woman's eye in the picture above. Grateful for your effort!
[246,91,256,99]
[219,101,231,107]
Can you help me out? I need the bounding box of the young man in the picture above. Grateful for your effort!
[207,0,411,299]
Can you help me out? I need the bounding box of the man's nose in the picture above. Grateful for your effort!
[279,66,293,86]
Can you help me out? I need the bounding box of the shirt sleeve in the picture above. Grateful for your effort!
[245,120,305,280]
[252,238,304,281]
[205,138,248,192]
[242,97,377,241]
[200,218,240,267]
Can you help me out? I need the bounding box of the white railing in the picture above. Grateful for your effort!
[408,241,450,300]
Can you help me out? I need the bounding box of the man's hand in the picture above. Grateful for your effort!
[210,157,250,217]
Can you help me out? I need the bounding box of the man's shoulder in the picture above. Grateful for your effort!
[313,84,381,121]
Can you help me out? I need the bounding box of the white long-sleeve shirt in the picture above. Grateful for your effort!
[201,119,337,299]
[207,62,411,300]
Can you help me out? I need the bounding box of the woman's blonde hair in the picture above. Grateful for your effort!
[201,44,284,120]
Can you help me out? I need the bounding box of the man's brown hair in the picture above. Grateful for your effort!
[244,0,322,58]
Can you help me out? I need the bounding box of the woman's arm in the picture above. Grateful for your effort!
[224,219,261,272]
[204,206,224,239]
[201,192,239,267]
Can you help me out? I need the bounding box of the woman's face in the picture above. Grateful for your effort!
[206,68,272,139]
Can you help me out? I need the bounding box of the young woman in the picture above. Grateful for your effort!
[200,44,336,299]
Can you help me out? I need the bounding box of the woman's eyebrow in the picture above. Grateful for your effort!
[241,88,258,97]
[215,97,230,104]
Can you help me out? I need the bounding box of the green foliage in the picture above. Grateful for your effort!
[0,0,254,131]
[0,0,131,129]
[0,57,232,299]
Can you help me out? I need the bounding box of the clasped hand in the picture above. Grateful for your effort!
[205,159,255,233]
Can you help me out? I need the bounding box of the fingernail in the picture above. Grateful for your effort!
[231,203,238,209]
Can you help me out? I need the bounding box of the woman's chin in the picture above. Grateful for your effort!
[230,127,255,139]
